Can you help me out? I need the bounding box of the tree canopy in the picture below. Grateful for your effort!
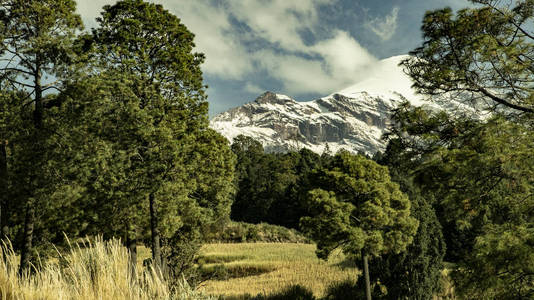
[386,102,534,299]
[300,151,418,299]
[0,0,235,280]
[402,0,534,116]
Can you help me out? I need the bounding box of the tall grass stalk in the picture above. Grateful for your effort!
[0,237,213,300]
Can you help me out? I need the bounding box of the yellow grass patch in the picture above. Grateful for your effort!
[0,239,213,300]
[198,243,358,298]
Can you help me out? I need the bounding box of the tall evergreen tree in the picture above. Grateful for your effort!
[370,145,446,300]
[230,135,267,223]
[300,151,418,300]
[91,0,229,273]
[0,0,83,273]
[387,103,534,299]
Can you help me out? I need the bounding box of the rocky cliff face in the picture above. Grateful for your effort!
[210,55,468,155]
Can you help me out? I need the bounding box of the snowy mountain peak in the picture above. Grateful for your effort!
[254,92,295,105]
[210,55,462,155]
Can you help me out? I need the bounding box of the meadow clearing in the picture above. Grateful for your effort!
[197,243,358,299]
[0,235,455,300]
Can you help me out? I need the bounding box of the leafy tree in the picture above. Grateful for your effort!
[300,151,418,300]
[0,0,83,273]
[398,1,534,296]
[387,103,534,299]
[91,0,209,271]
[53,72,155,272]
[230,135,268,223]
[401,0,534,116]
[0,90,29,243]
[189,129,236,230]
[272,148,322,229]
[370,147,446,300]
[417,118,534,299]
[231,136,324,229]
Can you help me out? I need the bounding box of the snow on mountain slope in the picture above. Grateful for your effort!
[210,55,462,155]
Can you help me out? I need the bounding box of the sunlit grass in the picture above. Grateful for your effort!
[198,243,358,298]
[0,238,213,300]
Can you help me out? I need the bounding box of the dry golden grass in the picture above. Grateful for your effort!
[0,238,213,300]
[198,243,358,298]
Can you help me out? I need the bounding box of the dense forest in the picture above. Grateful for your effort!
[1,0,534,299]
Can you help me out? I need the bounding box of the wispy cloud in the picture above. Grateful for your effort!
[174,0,378,95]
[76,0,380,97]
[244,82,265,94]
[365,6,400,41]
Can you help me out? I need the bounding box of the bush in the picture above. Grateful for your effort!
[252,285,316,300]
[322,280,361,300]
[205,222,309,243]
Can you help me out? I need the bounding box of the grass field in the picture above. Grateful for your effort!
[197,243,359,298]
[0,238,213,300]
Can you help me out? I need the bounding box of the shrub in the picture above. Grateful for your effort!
[252,285,316,300]
[205,222,309,243]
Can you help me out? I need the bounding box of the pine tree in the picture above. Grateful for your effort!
[300,151,418,300]
[371,151,446,299]
[402,0,534,116]
[387,103,534,298]
[0,0,83,273]
[91,0,229,273]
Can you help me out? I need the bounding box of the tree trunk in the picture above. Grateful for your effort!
[149,193,162,272]
[19,63,43,275]
[33,64,43,129]
[126,221,137,280]
[18,202,34,275]
[0,141,8,241]
[362,252,372,300]
[0,141,8,269]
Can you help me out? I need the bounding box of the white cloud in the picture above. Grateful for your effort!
[311,31,376,81]
[255,50,339,94]
[365,6,400,41]
[244,83,265,94]
[252,31,377,95]
[171,1,254,79]
[76,0,381,97]
[225,0,330,51]
[76,0,115,29]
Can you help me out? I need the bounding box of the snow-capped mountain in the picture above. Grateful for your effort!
[210,55,467,155]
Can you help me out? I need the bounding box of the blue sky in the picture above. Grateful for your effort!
[76,0,473,116]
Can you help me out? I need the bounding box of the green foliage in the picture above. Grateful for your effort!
[300,151,418,260]
[366,141,447,300]
[56,73,153,239]
[0,0,84,87]
[365,182,445,299]
[0,0,85,269]
[86,1,235,277]
[205,221,309,244]
[398,1,534,296]
[230,135,324,228]
[387,102,534,299]
[453,224,534,299]
[251,285,316,300]
[1,0,235,281]
[402,1,534,115]
[93,0,207,121]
